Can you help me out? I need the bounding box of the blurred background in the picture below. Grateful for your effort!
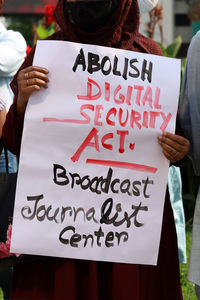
[1,0,199,54]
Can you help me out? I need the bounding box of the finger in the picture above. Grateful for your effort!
[18,67,49,81]
[21,85,41,94]
[25,70,49,83]
[158,135,186,153]
[163,149,182,163]
[162,149,171,161]
[162,149,176,162]
[160,142,177,158]
[24,78,48,88]
[158,137,182,153]
[20,66,49,75]
[161,132,189,146]
[161,142,186,162]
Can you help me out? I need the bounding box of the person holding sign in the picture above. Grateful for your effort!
[2,0,190,299]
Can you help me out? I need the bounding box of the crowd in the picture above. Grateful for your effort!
[0,0,199,299]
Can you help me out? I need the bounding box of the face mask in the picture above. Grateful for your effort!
[138,0,158,13]
[64,0,118,32]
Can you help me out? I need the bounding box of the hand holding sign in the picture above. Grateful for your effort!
[158,132,190,163]
[11,40,183,265]
[17,66,49,117]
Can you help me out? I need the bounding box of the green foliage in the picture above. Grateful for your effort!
[157,35,185,93]
[157,36,186,97]
[157,36,183,58]
[180,225,197,300]
[0,288,4,300]
[36,23,55,40]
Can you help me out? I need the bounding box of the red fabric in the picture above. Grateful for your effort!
[10,194,183,300]
[3,0,163,154]
[2,0,183,299]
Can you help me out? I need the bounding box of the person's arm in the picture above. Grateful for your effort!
[179,31,200,176]
[0,107,6,137]
[2,56,49,155]
[0,97,6,137]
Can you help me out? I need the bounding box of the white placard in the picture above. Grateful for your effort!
[11,40,181,265]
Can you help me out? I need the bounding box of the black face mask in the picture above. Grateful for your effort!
[63,0,118,32]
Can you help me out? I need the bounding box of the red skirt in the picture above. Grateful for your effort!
[10,192,183,300]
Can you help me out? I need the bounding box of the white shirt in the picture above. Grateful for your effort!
[0,22,26,111]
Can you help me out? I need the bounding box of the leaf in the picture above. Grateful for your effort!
[156,42,169,57]
[166,36,182,58]
[157,41,165,52]
[0,288,4,300]
[36,23,55,40]
[36,24,49,39]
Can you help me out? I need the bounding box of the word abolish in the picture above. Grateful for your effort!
[72,48,153,83]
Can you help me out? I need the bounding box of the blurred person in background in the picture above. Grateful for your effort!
[138,0,158,13]
[0,0,26,298]
[180,30,200,300]
[2,0,190,299]
[0,0,26,170]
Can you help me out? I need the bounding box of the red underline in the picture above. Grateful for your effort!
[43,118,87,124]
[86,159,157,173]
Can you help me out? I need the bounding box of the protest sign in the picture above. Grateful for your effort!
[10,40,181,265]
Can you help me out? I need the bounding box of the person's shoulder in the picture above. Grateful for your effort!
[187,31,200,61]
[193,30,200,40]
[190,30,200,48]
[136,33,163,56]
[0,27,26,54]
[5,29,26,47]
[0,21,7,33]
